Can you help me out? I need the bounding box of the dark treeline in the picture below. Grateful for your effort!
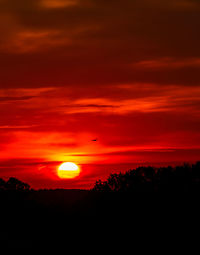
[1,162,200,193]
[93,162,200,192]
[0,177,30,191]
[0,162,200,244]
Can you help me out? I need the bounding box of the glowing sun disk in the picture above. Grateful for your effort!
[57,162,80,179]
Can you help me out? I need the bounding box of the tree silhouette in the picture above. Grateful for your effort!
[0,178,6,190]
[92,162,200,193]
[6,177,30,191]
[0,177,30,191]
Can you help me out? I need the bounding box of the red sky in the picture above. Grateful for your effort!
[0,0,200,189]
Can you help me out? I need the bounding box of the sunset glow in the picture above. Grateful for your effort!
[0,0,200,189]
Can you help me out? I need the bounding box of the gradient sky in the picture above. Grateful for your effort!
[0,0,200,189]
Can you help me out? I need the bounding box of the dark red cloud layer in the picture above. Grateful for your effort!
[0,0,200,189]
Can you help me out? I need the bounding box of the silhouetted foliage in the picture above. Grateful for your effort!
[0,177,30,191]
[0,178,6,190]
[92,162,200,192]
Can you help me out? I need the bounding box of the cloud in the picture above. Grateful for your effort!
[48,85,200,115]
[172,0,200,9]
[0,29,72,53]
[60,97,165,114]
[0,87,54,99]
[0,125,37,129]
[133,58,200,70]
[40,0,79,9]
[0,96,35,102]
[0,0,200,87]
[0,131,82,160]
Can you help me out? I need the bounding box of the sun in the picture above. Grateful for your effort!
[57,162,80,179]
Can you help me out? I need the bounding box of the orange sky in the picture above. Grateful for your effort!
[0,0,200,189]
